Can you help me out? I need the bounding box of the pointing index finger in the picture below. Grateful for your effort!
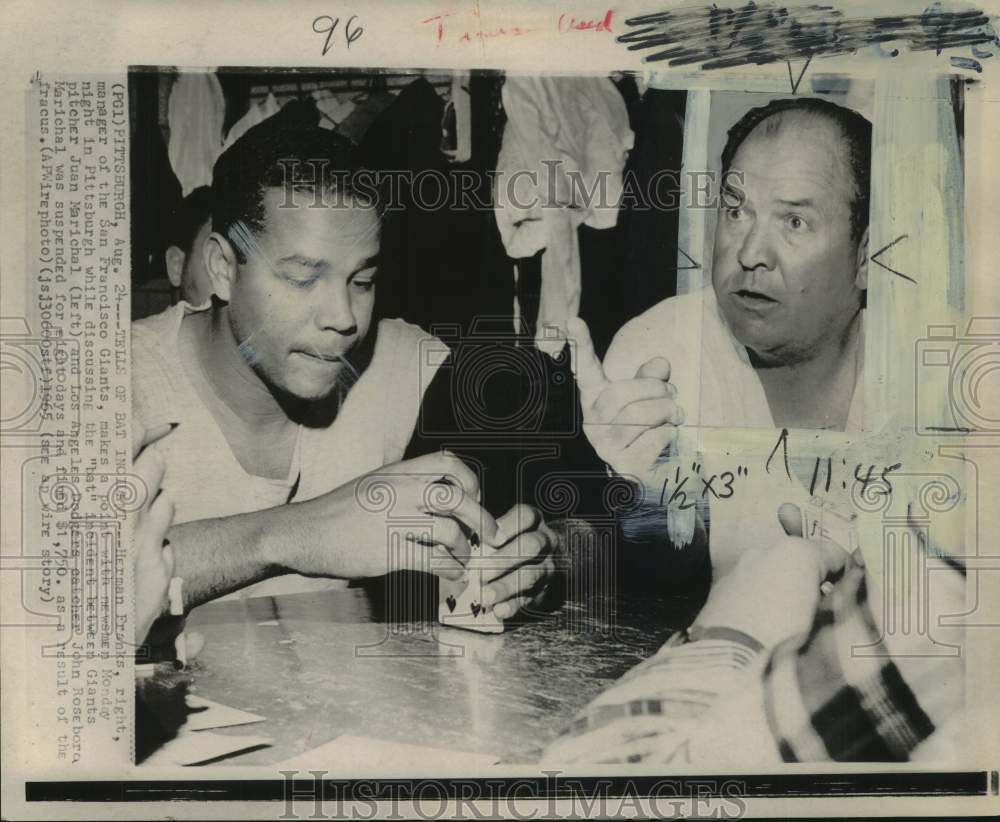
[567,317,608,410]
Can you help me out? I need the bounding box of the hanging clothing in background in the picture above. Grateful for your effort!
[360,75,517,339]
[573,75,641,361]
[359,77,447,330]
[167,73,226,196]
[359,76,519,340]
[620,89,687,320]
[222,92,281,150]
[313,89,357,132]
[130,71,183,296]
[495,76,634,356]
[358,76,445,175]
[338,91,397,145]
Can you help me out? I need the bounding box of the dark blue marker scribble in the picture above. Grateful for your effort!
[619,3,998,69]
[870,235,916,284]
[951,55,984,70]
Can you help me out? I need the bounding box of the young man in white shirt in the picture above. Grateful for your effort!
[134,112,556,613]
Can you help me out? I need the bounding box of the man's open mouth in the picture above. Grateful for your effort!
[295,350,346,364]
[733,289,779,304]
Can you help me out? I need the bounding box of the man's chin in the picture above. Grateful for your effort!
[260,367,347,407]
[282,352,355,398]
[283,377,344,403]
[728,323,789,366]
[727,316,769,348]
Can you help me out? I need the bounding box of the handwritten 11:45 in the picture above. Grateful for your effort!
[764,428,902,498]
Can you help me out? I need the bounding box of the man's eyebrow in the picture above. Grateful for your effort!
[775,197,819,209]
[720,182,745,203]
[350,254,380,275]
[275,254,327,270]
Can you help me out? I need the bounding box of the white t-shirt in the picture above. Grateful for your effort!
[603,288,865,432]
[132,302,447,598]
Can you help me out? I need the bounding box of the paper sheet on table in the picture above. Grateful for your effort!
[183,695,266,732]
[143,731,273,766]
[275,734,501,773]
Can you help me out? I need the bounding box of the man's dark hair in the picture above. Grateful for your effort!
[167,186,212,254]
[720,96,872,245]
[211,101,377,263]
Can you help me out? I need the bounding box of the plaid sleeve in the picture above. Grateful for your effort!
[542,627,764,765]
[763,565,961,761]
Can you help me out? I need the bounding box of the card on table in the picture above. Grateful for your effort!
[438,546,504,634]
[183,695,266,732]
[142,731,273,766]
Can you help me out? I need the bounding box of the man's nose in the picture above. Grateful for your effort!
[314,281,357,335]
[737,220,775,272]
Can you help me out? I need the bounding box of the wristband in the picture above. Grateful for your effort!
[665,624,764,653]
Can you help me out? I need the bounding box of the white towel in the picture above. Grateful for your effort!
[495,77,633,356]
[167,73,226,196]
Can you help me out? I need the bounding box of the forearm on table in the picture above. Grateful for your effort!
[693,540,825,650]
[167,496,349,610]
[167,512,281,609]
[548,541,825,765]
[543,628,763,765]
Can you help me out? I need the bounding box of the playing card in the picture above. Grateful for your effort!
[183,696,266,732]
[801,495,860,553]
[438,546,504,634]
[141,731,273,766]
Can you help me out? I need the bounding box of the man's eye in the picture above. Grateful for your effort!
[284,275,316,289]
[725,206,745,220]
[352,280,375,292]
[786,215,808,231]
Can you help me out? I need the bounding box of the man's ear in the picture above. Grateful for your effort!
[204,232,238,303]
[164,245,184,288]
[854,226,869,291]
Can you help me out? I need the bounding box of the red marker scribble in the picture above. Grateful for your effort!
[421,10,534,44]
[459,25,533,42]
[558,9,615,34]
[421,12,455,44]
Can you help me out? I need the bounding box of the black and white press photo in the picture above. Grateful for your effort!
[126,65,968,771]
[3,2,998,818]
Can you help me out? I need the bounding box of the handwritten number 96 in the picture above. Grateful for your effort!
[313,14,364,55]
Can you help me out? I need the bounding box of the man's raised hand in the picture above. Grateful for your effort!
[567,316,683,484]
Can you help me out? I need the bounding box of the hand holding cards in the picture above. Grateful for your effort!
[438,504,559,634]
[699,511,857,649]
[800,496,861,556]
[777,498,864,595]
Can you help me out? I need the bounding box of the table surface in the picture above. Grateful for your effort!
[139,560,700,766]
